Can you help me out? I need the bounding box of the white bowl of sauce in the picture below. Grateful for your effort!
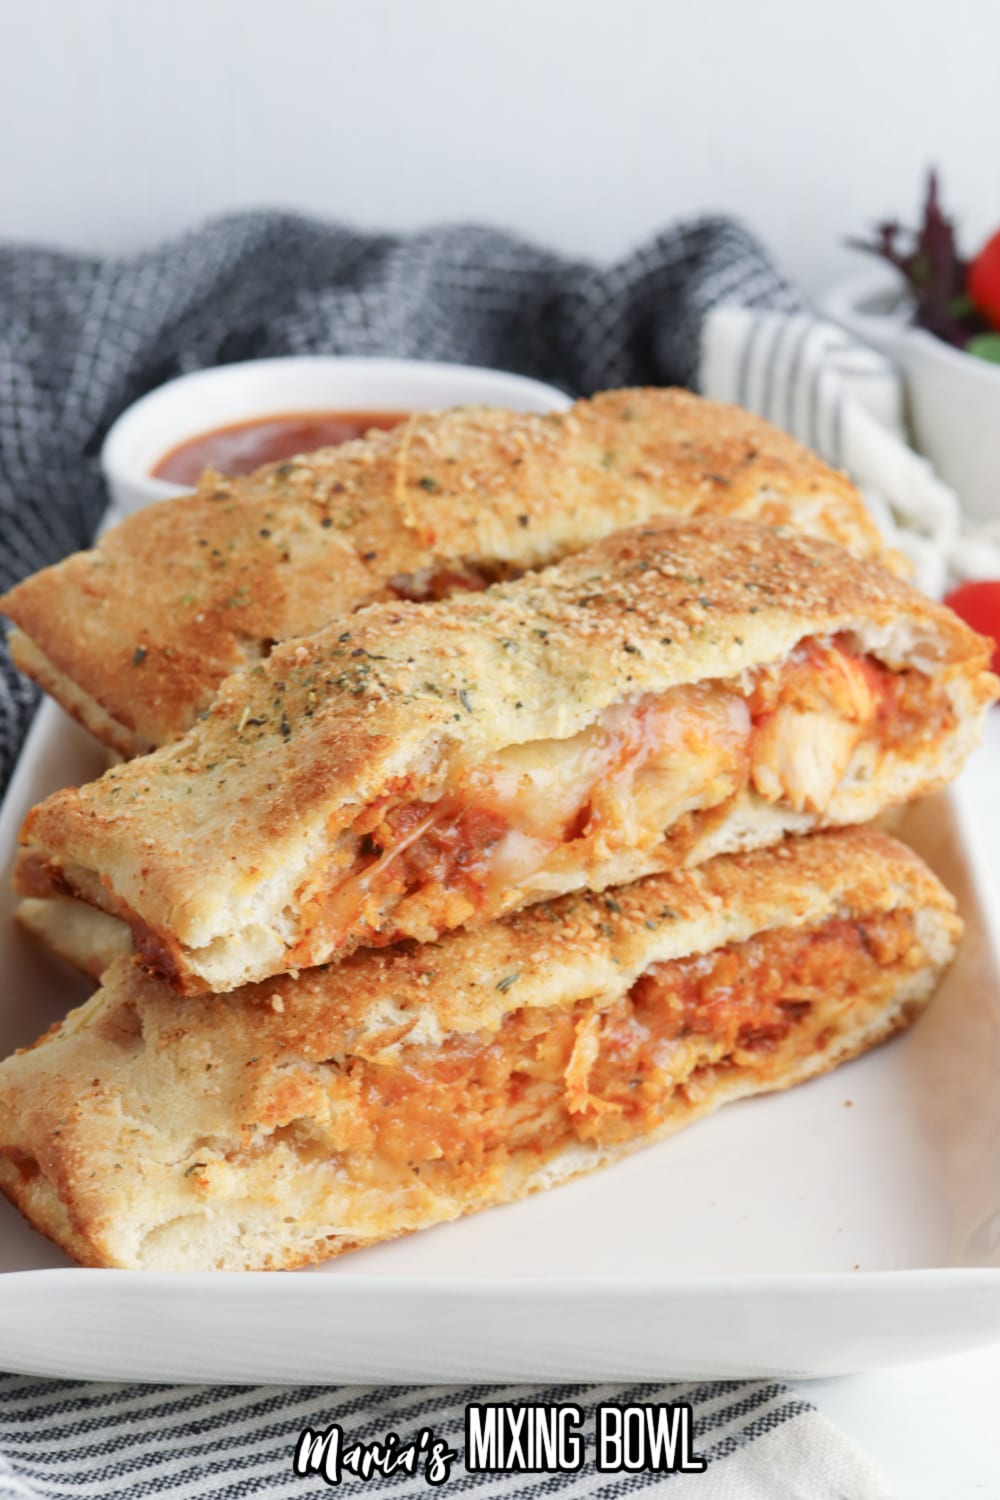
[101,357,571,516]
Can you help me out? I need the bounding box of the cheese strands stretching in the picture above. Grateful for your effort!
[0,831,960,1272]
[0,388,891,756]
[16,516,994,995]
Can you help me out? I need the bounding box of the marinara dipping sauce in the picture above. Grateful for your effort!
[151,410,407,485]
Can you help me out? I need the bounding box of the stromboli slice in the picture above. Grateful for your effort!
[16,515,995,994]
[0,830,961,1272]
[0,388,892,755]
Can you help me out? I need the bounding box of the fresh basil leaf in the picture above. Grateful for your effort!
[967,334,1000,364]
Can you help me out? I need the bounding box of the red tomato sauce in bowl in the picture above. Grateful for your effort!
[151,410,407,485]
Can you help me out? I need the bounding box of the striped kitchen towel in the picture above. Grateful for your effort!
[699,304,980,598]
[0,1376,895,1498]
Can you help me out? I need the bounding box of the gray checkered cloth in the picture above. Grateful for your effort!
[0,214,894,1499]
[0,210,800,788]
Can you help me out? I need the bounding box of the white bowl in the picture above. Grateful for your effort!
[100,357,571,517]
[823,268,1000,520]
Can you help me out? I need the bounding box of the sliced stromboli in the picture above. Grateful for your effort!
[16,516,995,995]
[0,830,961,1272]
[0,388,892,755]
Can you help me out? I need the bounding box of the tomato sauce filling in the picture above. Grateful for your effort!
[292,637,944,958]
[338,909,916,1175]
[387,561,524,604]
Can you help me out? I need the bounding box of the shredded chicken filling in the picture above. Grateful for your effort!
[293,637,945,955]
[386,560,522,601]
[330,909,917,1182]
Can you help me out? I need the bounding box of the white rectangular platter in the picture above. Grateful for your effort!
[0,699,999,1384]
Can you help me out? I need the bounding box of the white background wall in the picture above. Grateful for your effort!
[2,0,998,300]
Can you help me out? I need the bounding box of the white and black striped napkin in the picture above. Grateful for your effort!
[0,210,922,1497]
[699,305,973,598]
[0,1376,895,1498]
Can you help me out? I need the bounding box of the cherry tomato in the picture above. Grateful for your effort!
[944,581,1000,675]
[968,230,1000,330]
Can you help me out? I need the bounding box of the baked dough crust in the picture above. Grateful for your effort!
[1,388,891,754]
[16,897,132,982]
[16,515,994,993]
[0,829,961,1272]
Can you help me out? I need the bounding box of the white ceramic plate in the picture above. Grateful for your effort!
[1,703,999,1383]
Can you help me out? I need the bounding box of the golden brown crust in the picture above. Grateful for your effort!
[1,388,889,752]
[0,830,960,1271]
[17,514,995,991]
